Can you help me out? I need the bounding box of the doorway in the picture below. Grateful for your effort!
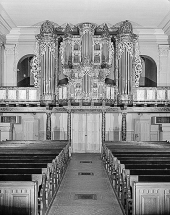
[71,113,102,153]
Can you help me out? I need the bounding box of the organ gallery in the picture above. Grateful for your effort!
[0,18,170,147]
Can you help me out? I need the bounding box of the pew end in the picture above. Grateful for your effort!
[132,182,170,215]
[0,181,38,215]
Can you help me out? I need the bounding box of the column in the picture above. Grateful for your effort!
[121,112,127,141]
[102,111,106,142]
[67,111,71,143]
[0,42,4,86]
[46,112,51,140]
[158,45,169,86]
[4,44,17,86]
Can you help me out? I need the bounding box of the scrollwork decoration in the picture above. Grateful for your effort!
[30,56,40,88]
[134,39,142,87]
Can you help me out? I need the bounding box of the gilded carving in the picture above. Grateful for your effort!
[121,112,127,141]
[46,112,51,140]
[30,56,40,88]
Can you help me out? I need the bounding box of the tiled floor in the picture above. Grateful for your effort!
[48,153,123,215]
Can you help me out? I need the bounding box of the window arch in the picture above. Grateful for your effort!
[17,54,35,87]
[139,55,157,87]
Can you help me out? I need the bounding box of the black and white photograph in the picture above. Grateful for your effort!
[0,0,170,214]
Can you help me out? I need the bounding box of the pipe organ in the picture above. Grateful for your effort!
[31,20,142,105]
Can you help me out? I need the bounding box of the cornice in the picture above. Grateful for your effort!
[6,27,39,43]
[158,10,170,36]
[5,26,168,44]
[134,29,168,44]
[0,4,16,35]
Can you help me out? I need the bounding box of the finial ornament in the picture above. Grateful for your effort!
[102,24,110,38]
[40,20,55,35]
[119,20,133,35]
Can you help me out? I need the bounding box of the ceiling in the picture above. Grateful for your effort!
[0,0,170,29]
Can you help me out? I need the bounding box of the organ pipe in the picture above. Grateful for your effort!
[35,20,58,105]
[116,20,141,105]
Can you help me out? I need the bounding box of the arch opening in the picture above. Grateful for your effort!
[17,54,35,87]
[139,55,157,87]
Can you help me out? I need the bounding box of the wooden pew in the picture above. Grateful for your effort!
[0,141,70,215]
[101,143,170,215]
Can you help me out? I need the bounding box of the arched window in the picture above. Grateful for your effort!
[139,55,157,87]
[17,54,35,87]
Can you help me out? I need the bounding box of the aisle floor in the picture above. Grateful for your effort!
[48,153,124,215]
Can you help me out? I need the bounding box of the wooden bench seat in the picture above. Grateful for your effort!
[120,164,170,169]
[109,152,170,156]
[0,168,47,174]
[113,157,170,160]
[0,163,50,168]
[0,174,40,181]
[0,159,56,163]
[117,160,170,164]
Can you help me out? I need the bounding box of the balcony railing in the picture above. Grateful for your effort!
[58,85,117,103]
[0,86,170,105]
[0,87,40,104]
[133,87,170,104]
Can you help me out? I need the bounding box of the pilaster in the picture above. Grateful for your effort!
[158,44,170,86]
[102,111,106,142]
[4,44,17,86]
[0,42,4,86]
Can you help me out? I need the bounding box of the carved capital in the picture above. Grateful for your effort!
[159,45,169,57]
[5,44,16,55]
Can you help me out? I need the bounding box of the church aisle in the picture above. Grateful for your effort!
[48,153,123,215]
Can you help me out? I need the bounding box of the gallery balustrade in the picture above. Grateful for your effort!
[0,86,170,105]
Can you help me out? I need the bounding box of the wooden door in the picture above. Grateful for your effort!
[71,113,102,153]
[134,119,150,141]
[86,113,101,152]
[71,113,86,153]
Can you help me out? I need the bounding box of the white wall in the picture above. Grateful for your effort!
[2,112,46,140]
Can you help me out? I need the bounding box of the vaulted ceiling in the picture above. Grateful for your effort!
[0,0,170,31]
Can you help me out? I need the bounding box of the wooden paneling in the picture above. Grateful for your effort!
[52,113,67,140]
[133,182,170,215]
[23,119,39,140]
[0,181,38,215]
